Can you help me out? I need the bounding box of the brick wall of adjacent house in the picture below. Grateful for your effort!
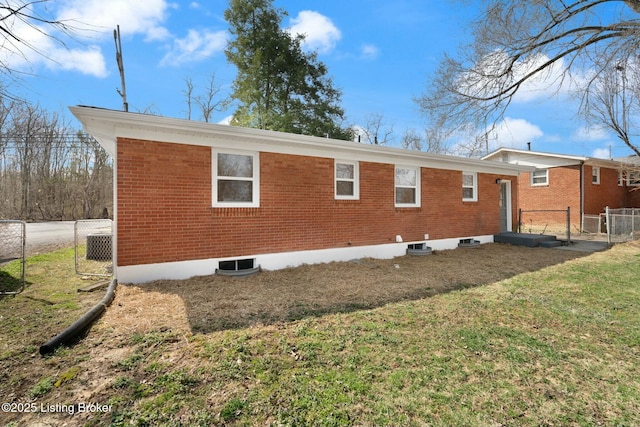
[116,138,518,266]
[584,165,630,214]
[518,164,638,232]
[517,166,581,232]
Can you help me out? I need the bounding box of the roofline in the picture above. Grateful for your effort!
[483,147,588,162]
[70,106,533,175]
[483,147,625,168]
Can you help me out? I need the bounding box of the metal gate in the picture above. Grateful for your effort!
[75,219,113,277]
[0,220,26,295]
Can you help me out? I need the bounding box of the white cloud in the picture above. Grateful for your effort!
[288,11,341,54]
[489,117,544,149]
[160,29,226,66]
[218,115,233,125]
[46,45,108,77]
[360,44,379,60]
[591,147,611,159]
[0,5,108,77]
[0,0,174,77]
[571,125,609,141]
[57,0,172,41]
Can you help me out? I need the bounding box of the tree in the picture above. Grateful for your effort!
[224,0,351,139]
[0,1,77,98]
[583,59,640,154]
[417,0,640,156]
[183,73,226,123]
[356,113,394,145]
[0,98,112,220]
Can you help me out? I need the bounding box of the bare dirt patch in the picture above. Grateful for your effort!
[102,243,588,335]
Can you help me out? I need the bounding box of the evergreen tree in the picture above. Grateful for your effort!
[224,0,351,139]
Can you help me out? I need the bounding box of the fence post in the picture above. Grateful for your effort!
[605,206,611,245]
[566,206,571,244]
[518,208,522,233]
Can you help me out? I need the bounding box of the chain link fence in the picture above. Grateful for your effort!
[75,219,113,277]
[608,208,640,242]
[581,208,639,242]
[518,207,572,242]
[0,220,26,294]
[582,214,604,234]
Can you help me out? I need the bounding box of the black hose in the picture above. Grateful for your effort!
[39,278,117,355]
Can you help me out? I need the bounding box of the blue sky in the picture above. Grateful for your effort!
[4,0,635,158]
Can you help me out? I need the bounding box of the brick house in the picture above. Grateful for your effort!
[71,106,531,283]
[483,148,640,233]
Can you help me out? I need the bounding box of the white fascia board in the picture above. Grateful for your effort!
[70,106,530,176]
[487,148,622,169]
[484,147,588,162]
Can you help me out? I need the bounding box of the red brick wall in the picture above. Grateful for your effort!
[517,165,638,232]
[584,165,629,214]
[518,166,581,231]
[117,138,517,266]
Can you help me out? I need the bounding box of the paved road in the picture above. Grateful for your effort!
[25,221,77,254]
[1,221,75,261]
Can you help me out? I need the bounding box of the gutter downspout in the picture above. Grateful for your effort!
[39,278,117,355]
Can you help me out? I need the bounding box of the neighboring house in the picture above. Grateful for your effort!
[71,106,531,283]
[483,148,640,233]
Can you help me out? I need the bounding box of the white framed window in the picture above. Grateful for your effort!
[462,172,478,202]
[618,170,624,186]
[531,168,548,186]
[628,171,640,187]
[335,160,359,200]
[212,150,259,207]
[592,166,600,184]
[395,166,420,207]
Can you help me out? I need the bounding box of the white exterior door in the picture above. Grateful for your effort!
[499,181,512,232]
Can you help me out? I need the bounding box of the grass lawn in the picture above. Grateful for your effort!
[1,242,639,426]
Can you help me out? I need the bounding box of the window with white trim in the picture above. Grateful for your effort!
[618,170,624,186]
[462,172,477,202]
[531,168,548,186]
[628,171,640,187]
[395,166,420,207]
[335,161,359,199]
[592,166,600,184]
[212,150,259,207]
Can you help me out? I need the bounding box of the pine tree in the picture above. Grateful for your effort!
[224,0,351,139]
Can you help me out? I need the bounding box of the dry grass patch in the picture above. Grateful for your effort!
[7,242,639,427]
[110,243,585,333]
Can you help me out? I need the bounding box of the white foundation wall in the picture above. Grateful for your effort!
[116,235,495,284]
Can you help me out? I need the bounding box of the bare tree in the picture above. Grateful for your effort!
[0,1,78,98]
[582,59,640,153]
[183,73,226,123]
[0,99,112,220]
[417,0,640,155]
[195,73,225,123]
[183,76,195,120]
[401,129,423,151]
[357,113,394,145]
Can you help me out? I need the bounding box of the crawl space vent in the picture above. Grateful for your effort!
[406,243,432,256]
[458,238,481,248]
[216,258,260,277]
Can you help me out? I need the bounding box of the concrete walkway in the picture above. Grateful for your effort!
[555,239,611,253]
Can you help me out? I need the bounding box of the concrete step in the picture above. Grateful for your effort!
[539,240,562,248]
[494,232,557,248]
